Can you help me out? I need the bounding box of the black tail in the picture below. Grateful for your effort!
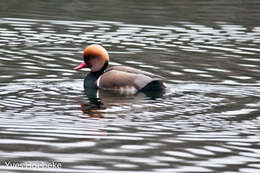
[141,80,166,92]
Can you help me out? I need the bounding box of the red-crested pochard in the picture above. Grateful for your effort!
[74,45,166,93]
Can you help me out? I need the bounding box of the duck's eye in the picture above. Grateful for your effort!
[84,55,93,63]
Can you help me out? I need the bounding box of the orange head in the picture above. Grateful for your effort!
[74,45,109,72]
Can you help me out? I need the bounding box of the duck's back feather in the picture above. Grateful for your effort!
[105,66,164,80]
[98,66,165,91]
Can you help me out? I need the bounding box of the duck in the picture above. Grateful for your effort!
[74,44,166,94]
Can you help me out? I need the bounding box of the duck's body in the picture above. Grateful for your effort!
[84,65,165,93]
[74,45,166,93]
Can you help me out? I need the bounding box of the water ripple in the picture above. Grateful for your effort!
[0,16,260,173]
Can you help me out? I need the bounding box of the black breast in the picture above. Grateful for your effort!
[84,72,100,89]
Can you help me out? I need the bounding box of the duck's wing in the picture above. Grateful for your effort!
[105,66,164,80]
[98,69,158,91]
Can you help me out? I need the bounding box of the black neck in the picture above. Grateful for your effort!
[84,62,109,89]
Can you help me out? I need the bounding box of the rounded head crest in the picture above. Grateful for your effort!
[74,45,109,72]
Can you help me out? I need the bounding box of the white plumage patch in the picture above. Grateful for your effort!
[96,76,101,88]
[102,85,138,95]
[119,86,138,95]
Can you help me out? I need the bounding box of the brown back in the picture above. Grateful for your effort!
[99,66,162,90]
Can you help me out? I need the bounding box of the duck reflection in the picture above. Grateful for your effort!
[80,87,165,118]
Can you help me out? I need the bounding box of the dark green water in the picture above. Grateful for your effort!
[0,1,260,173]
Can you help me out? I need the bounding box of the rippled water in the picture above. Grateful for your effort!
[1,1,260,173]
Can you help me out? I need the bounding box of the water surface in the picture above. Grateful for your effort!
[0,1,260,173]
